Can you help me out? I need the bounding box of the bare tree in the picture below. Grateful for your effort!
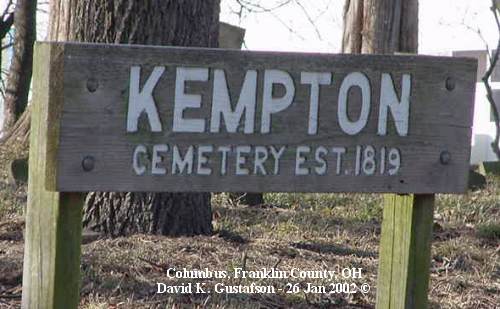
[46,0,219,237]
[482,0,500,159]
[225,0,335,48]
[0,0,14,70]
[0,0,15,99]
[2,0,36,132]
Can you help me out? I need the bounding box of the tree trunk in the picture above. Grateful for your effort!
[342,0,418,54]
[217,24,263,207]
[0,10,14,81]
[343,2,429,308]
[3,0,36,132]
[229,193,264,206]
[84,192,212,236]
[49,0,220,236]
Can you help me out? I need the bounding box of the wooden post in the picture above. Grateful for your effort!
[21,43,85,308]
[376,194,434,309]
[343,4,436,305]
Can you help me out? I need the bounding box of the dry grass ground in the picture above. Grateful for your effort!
[0,145,499,308]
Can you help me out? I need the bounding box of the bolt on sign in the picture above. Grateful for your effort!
[38,42,477,193]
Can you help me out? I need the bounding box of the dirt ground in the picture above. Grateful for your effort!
[0,139,498,308]
[0,183,499,308]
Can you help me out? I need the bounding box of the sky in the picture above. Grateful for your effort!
[11,0,500,55]
[220,0,497,55]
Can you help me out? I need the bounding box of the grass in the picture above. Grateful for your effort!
[477,222,500,241]
[0,180,27,218]
[0,165,499,307]
[265,193,383,223]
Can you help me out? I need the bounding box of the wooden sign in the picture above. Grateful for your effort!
[36,42,477,193]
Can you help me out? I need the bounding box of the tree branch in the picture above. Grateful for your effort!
[482,0,500,159]
[293,0,322,40]
[2,0,37,131]
[0,11,14,40]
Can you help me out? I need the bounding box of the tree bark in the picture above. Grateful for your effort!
[2,0,36,132]
[49,0,220,236]
[342,0,418,54]
[0,10,14,40]
[229,192,264,206]
[218,24,263,207]
[341,0,364,54]
[0,2,15,105]
[0,11,14,74]
[84,192,213,236]
[343,2,429,308]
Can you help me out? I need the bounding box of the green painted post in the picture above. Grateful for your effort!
[21,42,85,308]
[376,194,434,309]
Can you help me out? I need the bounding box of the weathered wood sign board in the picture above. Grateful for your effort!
[38,42,477,193]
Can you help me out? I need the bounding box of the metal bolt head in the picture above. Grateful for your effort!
[440,151,451,165]
[87,78,99,93]
[445,77,455,91]
[82,156,95,172]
